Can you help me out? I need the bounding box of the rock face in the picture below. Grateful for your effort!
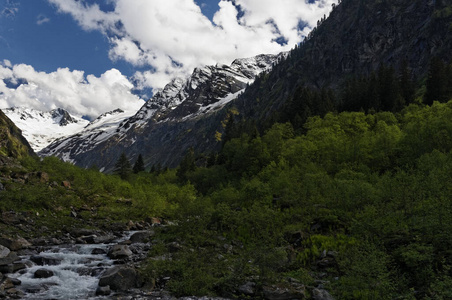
[0,109,35,159]
[39,53,286,171]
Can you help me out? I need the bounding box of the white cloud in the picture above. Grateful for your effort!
[0,64,144,120]
[2,59,12,68]
[37,14,50,25]
[47,0,335,91]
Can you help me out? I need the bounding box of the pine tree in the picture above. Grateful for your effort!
[176,147,196,182]
[114,152,132,180]
[425,57,447,105]
[133,154,145,174]
[399,60,415,105]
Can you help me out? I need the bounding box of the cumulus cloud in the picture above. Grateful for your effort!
[0,64,144,120]
[47,0,335,91]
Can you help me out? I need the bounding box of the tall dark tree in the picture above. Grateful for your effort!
[176,147,196,182]
[114,152,132,180]
[424,57,447,105]
[133,154,145,174]
[399,60,415,105]
[378,65,399,111]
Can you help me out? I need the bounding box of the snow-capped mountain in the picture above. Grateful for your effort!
[40,109,136,164]
[3,107,89,152]
[123,53,286,128]
[39,53,287,170]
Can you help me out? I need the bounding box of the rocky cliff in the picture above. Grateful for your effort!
[0,109,35,159]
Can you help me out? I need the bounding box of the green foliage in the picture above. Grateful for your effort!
[2,101,452,298]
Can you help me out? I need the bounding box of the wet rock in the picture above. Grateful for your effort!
[0,262,27,274]
[129,231,151,244]
[312,288,335,300]
[0,251,19,266]
[34,268,54,278]
[96,285,111,296]
[79,235,98,244]
[127,220,136,230]
[0,278,14,291]
[94,234,116,244]
[8,277,21,286]
[98,266,139,291]
[68,228,98,238]
[30,255,62,266]
[0,236,32,251]
[107,244,133,259]
[92,248,107,255]
[6,287,24,298]
[0,245,10,259]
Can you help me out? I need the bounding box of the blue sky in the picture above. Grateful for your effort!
[0,0,334,119]
[0,0,221,78]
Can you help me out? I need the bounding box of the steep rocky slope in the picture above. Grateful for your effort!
[232,0,452,121]
[0,109,35,159]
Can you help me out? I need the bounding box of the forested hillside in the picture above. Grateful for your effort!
[1,99,451,298]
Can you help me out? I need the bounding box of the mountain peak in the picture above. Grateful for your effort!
[3,107,89,152]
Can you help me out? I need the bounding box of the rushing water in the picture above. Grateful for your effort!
[9,233,134,299]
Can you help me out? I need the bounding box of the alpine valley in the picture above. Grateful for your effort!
[0,0,451,299]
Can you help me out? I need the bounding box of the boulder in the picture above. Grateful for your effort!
[62,181,71,189]
[92,248,107,255]
[98,266,139,291]
[38,172,49,183]
[262,285,306,300]
[238,282,256,296]
[129,231,151,244]
[30,255,62,266]
[0,245,10,259]
[0,278,14,291]
[96,285,111,296]
[34,268,54,278]
[0,236,32,251]
[0,251,19,266]
[107,244,132,259]
[312,288,335,300]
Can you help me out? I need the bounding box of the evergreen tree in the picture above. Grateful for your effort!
[176,147,196,182]
[114,152,132,180]
[378,65,399,111]
[133,154,145,174]
[399,60,415,105]
[424,57,447,105]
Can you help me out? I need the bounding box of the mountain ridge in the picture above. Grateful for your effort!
[39,53,286,170]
